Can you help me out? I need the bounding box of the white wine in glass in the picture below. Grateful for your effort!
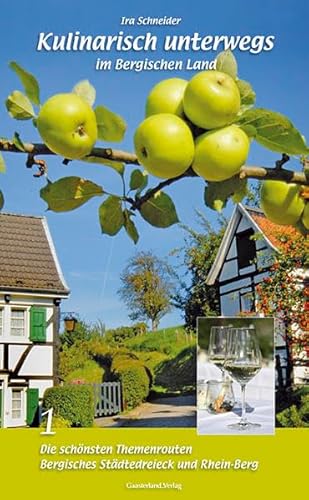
[224,327,262,430]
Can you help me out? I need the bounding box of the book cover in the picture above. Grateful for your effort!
[0,0,308,497]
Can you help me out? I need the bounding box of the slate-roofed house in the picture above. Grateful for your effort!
[0,213,69,428]
[206,204,308,387]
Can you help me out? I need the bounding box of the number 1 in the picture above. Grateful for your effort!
[40,408,56,435]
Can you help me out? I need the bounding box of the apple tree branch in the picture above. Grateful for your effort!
[0,138,308,204]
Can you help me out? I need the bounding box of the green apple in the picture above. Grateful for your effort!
[134,114,195,179]
[145,78,187,118]
[37,93,97,159]
[301,202,309,230]
[261,180,305,226]
[183,70,241,129]
[192,125,250,181]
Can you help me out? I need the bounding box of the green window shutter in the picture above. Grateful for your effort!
[30,307,46,342]
[26,388,39,426]
[0,388,2,427]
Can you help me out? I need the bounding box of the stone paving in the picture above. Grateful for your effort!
[95,394,196,428]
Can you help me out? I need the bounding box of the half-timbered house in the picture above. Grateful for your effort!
[206,204,308,387]
[0,213,69,427]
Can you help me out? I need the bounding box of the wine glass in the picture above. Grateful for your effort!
[208,326,231,379]
[224,327,262,430]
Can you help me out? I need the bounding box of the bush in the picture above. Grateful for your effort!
[154,346,196,392]
[112,357,150,410]
[59,341,92,379]
[112,350,139,364]
[133,322,148,336]
[125,326,192,356]
[43,385,94,427]
[137,351,168,375]
[65,360,104,384]
[88,338,111,357]
[277,393,309,427]
[60,320,106,347]
[40,415,71,429]
[105,323,147,346]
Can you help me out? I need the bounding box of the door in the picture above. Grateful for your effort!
[9,388,26,427]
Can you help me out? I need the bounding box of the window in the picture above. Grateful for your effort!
[12,389,22,419]
[236,229,257,269]
[220,292,240,316]
[240,288,255,312]
[0,309,3,336]
[10,309,26,337]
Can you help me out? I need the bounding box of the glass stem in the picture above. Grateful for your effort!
[222,368,228,382]
[240,384,247,425]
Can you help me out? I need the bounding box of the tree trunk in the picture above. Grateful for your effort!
[151,318,159,331]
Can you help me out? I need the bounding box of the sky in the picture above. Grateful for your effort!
[0,0,308,329]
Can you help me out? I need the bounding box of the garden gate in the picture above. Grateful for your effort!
[93,382,122,417]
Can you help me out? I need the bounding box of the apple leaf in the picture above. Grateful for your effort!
[130,169,148,191]
[0,153,6,173]
[236,108,309,155]
[140,191,179,228]
[95,105,127,142]
[0,190,4,210]
[12,132,25,152]
[239,124,257,138]
[40,177,104,212]
[204,177,248,212]
[72,80,96,107]
[98,195,124,236]
[136,172,148,195]
[6,90,35,120]
[124,209,139,244]
[216,50,238,79]
[237,79,256,110]
[9,61,40,106]
[83,155,124,176]
[231,181,248,204]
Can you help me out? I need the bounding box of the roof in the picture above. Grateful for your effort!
[0,212,69,295]
[206,203,299,286]
[248,210,300,250]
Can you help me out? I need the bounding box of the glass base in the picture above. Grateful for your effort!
[228,420,261,431]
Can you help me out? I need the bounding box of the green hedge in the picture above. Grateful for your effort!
[154,346,196,392]
[137,351,168,375]
[65,360,104,384]
[112,357,150,410]
[40,415,71,429]
[276,387,309,427]
[105,323,147,346]
[59,341,92,379]
[43,385,94,427]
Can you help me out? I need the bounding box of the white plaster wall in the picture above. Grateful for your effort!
[8,345,28,371]
[29,379,53,398]
[19,346,53,376]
